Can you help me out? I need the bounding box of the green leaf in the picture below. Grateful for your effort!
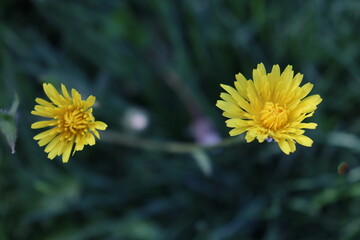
[0,95,19,154]
[327,131,360,153]
[191,149,212,176]
[9,94,19,115]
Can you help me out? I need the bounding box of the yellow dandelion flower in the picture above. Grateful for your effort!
[31,83,107,163]
[216,63,322,154]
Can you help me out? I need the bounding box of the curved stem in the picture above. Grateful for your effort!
[102,130,244,154]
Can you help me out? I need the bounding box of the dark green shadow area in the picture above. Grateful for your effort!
[1,0,360,239]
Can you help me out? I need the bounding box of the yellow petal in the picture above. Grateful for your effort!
[237,97,253,113]
[48,149,58,160]
[220,93,237,105]
[270,64,280,78]
[38,134,56,147]
[288,73,303,92]
[62,143,72,163]
[220,84,243,103]
[256,133,269,143]
[90,129,100,139]
[229,128,247,136]
[294,135,313,147]
[253,68,263,90]
[31,120,57,129]
[55,140,66,156]
[222,111,245,119]
[43,83,56,98]
[61,84,71,101]
[288,140,296,153]
[293,122,317,129]
[256,63,267,76]
[245,131,256,143]
[94,121,107,130]
[278,139,290,155]
[31,106,54,118]
[74,142,85,153]
[85,95,96,109]
[75,134,85,144]
[226,119,250,128]
[280,65,293,79]
[33,128,57,140]
[44,135,61,153]
[234,74,249,100]
[246,81,259,103]
[267,65,280,93]
[297,83,313,99]
[86,133,96,146]
[35,98,54,107]
[295,94,322,114]
[71,88,82,102]
[253,64,267,94]
[216,100,242,114]
[43,83,66,106]
[280,66,294,84]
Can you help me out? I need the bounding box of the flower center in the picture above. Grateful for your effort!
[260,102,288,131]
[57,107,93,140]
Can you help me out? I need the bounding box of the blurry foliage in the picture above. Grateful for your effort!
[1,0,360,239]
[0,95,19,154]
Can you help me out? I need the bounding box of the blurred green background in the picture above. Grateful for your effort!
[1,0,360,239]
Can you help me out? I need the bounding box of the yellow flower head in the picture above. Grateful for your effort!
[216,63,322,154]
[31,83,107,163]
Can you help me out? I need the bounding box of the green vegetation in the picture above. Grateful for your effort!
[1,0,360,239]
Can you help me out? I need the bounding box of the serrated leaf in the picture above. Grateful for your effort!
[192,150,212,176]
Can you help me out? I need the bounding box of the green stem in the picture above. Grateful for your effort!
[102,130,244,154]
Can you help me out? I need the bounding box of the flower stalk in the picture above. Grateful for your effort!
[102,130,243,154]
